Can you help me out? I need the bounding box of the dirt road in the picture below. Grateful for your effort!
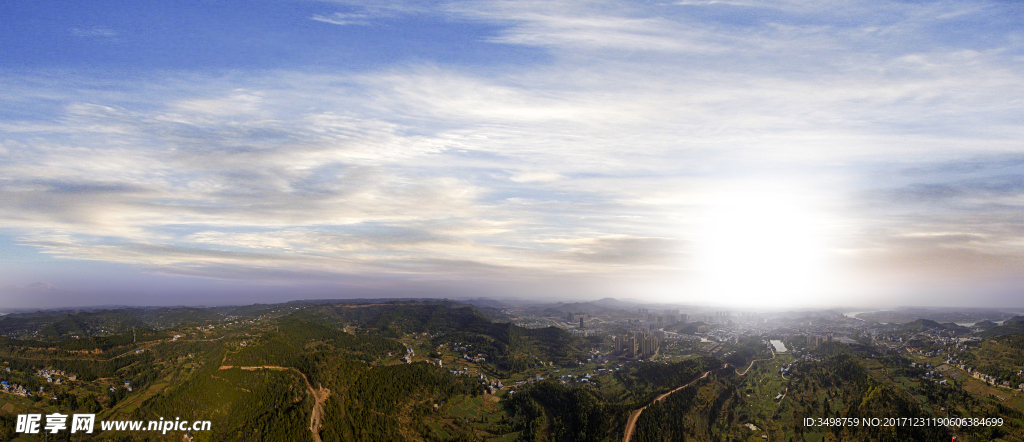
[736,349,776,376]
[621,367,721,442]
[622,349,778,442]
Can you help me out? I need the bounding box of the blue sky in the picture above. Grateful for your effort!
[0,0,547,70]
[1,0,1023,308]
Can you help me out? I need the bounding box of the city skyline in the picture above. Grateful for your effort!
[1,0,1023,309]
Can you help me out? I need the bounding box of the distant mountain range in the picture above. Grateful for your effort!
[1,281,62,292]
[856,307,1020,324]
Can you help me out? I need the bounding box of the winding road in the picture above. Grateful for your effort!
[621,349,777,442]
[620,366,723,442]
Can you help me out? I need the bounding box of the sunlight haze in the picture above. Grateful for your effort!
[0,0,1022,309]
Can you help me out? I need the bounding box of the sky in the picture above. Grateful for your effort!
[1,0,1023,309]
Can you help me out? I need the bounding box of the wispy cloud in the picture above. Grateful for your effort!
[2,0,1023,304]
[310,0,444,25]
[311,12,373,26]
[70,26,118,38]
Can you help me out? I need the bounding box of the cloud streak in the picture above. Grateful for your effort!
[311,12,373,26]
[1,0,1022,305]
[70,27,118,38]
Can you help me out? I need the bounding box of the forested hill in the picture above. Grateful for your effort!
[979,316,1024,338]
[900,319,969,334]
[0,299,591,374]
[0,310,147,341]
[2,301,1024,441]
[0,300,492,341]
[0,304,279,340]
[283,300,592,371]
[359,302,498,336]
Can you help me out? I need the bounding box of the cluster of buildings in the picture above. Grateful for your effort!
[805,334,833,348]
[955,366,1024,390]
[568,328,599,337]
[36,368,75,384]
[613,331,660,360]
[565,313,590,324]
[462,353,486,363]
[109,379,133,392]
[636,309,686,325]
[479,373,503,394]
[400,343,416,363]
[0,380,29,396]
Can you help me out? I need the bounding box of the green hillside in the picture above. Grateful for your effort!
[980,316,1024,338]
[2,302,1024,441]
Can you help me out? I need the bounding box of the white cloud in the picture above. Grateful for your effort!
[2,0,1023,303]
[311,12,373,26]
[509,172,561,183]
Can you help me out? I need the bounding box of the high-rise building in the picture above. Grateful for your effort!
[630,333,658,359]
[566,313,590,323]
[615,334,639,357]
[579,317,585,329]
[633,332,646,358]
[806,334,832,347]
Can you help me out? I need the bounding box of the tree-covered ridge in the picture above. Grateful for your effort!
[777,353,947,442]
[140,362,313,442]
[993,334,1024,351]
[320,301,592,372]
[980,316,1024,338]
[0,328,167,352]
[502,380,624,442]
[361,303,497,336]
[0,329,171,385]
[631,372,738,442]
[614,357,721,403]
[0,310,148,341]
[320,362,482,441]
[901,319,970,334]
[224,318,404,368]
[124,304,279,328]
[4,301,1024,441]
[722,336,774,368]
[0,303,296,341]
[959,334,1024,388]
[284,300,488,333]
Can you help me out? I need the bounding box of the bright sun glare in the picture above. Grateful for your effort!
[688,187,835,307]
